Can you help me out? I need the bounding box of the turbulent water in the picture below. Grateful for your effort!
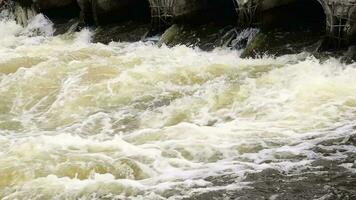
[0,13,356,200]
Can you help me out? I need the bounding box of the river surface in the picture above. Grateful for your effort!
[0,14,356,200]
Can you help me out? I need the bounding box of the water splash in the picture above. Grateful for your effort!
[23,14,54,37]
[0,14,355,200]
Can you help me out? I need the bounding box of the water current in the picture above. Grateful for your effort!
[0,13,355,200]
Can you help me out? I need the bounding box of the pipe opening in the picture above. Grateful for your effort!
[40,2,81,24]
[173,0,238,25]
[203,0,238,25]
[260,0,326,32]
[93,0,151,25]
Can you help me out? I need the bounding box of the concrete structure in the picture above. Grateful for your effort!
[148,0,209,28]
[147,0,236,29]
[4,0,356,47]
[322,0,356,46]
[234,0,356,46]
[92,0,149,25]
[145,0,356,46]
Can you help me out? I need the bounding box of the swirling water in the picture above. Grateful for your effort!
[0,14,356,200]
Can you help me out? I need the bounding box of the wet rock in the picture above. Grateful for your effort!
[157,24,182,47]
[241,32,268,58]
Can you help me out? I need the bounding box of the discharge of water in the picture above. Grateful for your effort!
[0,12,355,200]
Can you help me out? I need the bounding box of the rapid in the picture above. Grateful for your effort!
[0,12,356,200]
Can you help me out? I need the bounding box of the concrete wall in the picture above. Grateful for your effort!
[147,0,236,27]
[320,0,356,45]
[8,0,356,47]
[147,0,210,24]
[17,0,149,25]
[235,0,356,46]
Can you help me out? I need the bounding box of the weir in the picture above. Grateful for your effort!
[2,0,356,48]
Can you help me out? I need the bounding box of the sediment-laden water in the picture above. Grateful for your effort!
[0,14,356,200]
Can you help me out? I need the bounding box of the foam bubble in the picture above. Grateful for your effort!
[0,21,355,198]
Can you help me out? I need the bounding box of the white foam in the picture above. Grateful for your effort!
[0,23,355,199]
[23,14,54,37]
